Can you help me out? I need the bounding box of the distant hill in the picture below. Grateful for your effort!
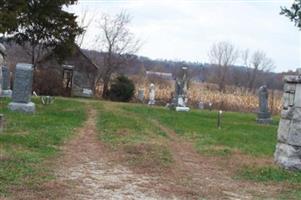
[3,42,289,90]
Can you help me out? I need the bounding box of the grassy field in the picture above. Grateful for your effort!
[96,101,301,198]
[1,98,301,199]
[0,98,86,196]
[96,102,173,169]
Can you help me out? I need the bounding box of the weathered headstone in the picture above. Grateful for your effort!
[1,66,12,97]
[8,63,35,113]
[137,89,144,102]
[82,88,93,97]
[208,102,213,111]
[170,67,190,111]
[41,96,55,105]
[0,43,5,96]
[148,83,155,105]
[0,44,5,132]
[198,101,204,110]
[256,85,272,124]
[274,74,301,170]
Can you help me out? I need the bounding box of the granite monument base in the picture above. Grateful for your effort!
[175,106,190,112]
[8,102,35,113]
[1,90,12,97]
[256,118,272,124]
[274,143,301,170]
[256,112,272,124]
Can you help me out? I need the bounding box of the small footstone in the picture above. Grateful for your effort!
[2,89,12,98]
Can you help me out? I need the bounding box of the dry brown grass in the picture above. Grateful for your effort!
[131,75,282,114]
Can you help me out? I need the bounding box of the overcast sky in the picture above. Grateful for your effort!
[68,0,301,72]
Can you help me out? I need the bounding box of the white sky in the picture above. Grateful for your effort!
[67,0,301,72]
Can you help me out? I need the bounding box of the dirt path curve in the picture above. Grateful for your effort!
[154,122,280,200]
[7,103,281,200]
[152,120,281,200]
[8,106,170,200]
[53,107,169,200]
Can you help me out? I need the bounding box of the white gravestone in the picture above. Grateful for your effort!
[148,83,155,105]
[137,89,144,102]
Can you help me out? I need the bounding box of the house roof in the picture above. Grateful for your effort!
[74,45,99,70]
[37,44,99,71]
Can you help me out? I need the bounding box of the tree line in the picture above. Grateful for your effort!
[0,0,300,97]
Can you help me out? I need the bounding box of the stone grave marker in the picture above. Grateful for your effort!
[8,63,35,113]
[170,67,190,111]
[198,101,204,110]
[0,43,5,96]
[148,83,155,105]
[2,66,12,97]
[274,74,301,170]
[256,85,272,124]
[137,89,144,102]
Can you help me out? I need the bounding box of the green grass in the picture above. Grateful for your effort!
[0,97,86,196]
[1,98,298,198]
[238,166,301,183]
[122,104,278,156]
[96,103,168,145]
[95,102,172,168]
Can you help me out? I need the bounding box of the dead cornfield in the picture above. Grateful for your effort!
[131,76,282,114]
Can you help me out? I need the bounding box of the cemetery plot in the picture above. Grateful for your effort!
[1,98,301,200]
[96,102,301,199]
[0,98,86,196]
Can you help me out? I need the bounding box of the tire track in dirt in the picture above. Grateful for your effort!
[9,106,170,200]
[150,119,282,200]
[53,107,168,200]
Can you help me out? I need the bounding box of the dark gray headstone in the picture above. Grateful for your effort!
[256,85,272,124]
[1,65,12,97]
[170,67,190,111]
[2,66,10,90]
[8,63,35,113]
[12,63,33,103]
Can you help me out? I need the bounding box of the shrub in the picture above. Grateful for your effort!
[108,75,135,102]
[33,69,64,96]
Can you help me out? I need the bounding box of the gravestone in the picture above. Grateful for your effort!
[274,73,301,170]
[0,43,5,96]
[170,67,190,112]
[148,83,155,105]
[8,63,35,113]
[198,101,204,110]
[82,88,93,97]
[2,66,12,97]
[256,85,272,124]
[137,89,144,102]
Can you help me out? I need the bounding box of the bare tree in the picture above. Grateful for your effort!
[76,9,95,48]
[242,49,274,92]
[95,11,141,98]
[208,41,238,92]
